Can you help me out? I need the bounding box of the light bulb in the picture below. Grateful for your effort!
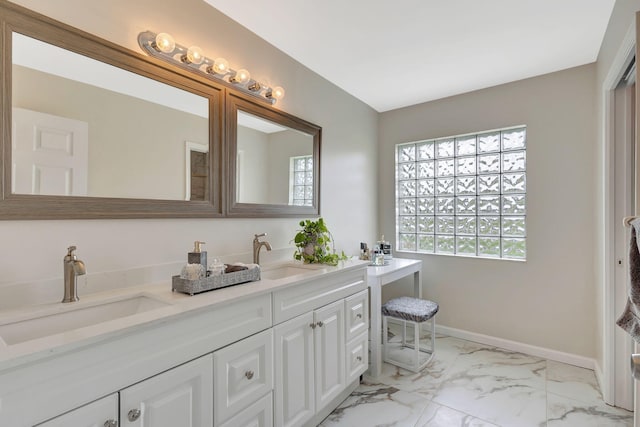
[154,33,175,53]
[209,58,229,74]
[183,46,204,65]
[230,68,251,84]
[268,86,285,101]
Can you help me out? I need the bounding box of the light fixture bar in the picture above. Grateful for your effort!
[137,31,285,105]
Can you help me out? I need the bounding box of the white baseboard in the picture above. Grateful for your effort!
[436,324,597,371]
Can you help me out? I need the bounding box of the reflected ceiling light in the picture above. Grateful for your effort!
[138,31,285,105]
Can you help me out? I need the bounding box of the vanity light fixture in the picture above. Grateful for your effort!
[138,31,285,104]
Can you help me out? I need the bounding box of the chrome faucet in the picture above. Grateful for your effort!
[253,233,272,264]
[62,246,86,303]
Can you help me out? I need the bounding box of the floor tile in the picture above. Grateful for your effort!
[547,392,633,426]
[326,335,633,427]
[415,401,500,426]
[546,360,602,405]
[319,382,430,427]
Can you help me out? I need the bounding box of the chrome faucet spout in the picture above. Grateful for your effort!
[63,246,86,303]
[253,233,272,265]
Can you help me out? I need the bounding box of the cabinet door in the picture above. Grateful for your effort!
[345,289,368,342]
[214,329,273,425]
[274,311,315,427]
[120,354,213,427]
[314,299,345,411]
[36,394,118,427]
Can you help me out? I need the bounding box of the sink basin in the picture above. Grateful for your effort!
[261,266,314,280]
[0,296,169,346]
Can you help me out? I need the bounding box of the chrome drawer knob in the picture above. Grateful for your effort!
[356,314,362,319]
[356,356,362,362]
[104,420,118,427]
[310,323,316,329]
[317,321,324,327]
[245,370,254,380]
[128,409,141,422]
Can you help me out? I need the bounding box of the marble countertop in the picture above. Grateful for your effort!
[0,259,368,372]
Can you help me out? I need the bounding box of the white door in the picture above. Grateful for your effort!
[314,299,346,411]
[120,354,213,427]
[35,394,118,427]
[12,107,88,196]
[274,311,315,427]
[614,69,635,411]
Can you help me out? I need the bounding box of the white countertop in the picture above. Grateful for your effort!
[0,259,368,372]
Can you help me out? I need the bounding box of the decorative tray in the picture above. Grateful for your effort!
[172,265,261,295]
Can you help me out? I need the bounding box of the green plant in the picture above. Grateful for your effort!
[293,218,348,266]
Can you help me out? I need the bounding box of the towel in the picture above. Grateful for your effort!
[617,218,640,343]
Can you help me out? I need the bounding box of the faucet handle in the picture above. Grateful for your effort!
[254,233,267,239]
[67,246,77,255]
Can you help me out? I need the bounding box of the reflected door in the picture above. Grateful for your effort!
[12,108,88,196]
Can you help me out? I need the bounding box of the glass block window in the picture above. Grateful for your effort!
[396,127,526,260]
[289,155,313,206]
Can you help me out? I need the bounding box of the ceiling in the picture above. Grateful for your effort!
[203,0,616,112]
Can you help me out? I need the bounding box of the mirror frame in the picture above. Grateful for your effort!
[226,91,321,217]
[0,1,224,219]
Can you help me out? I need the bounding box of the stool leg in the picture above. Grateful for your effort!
[431,315,436,353]
[382,315,388,363]
[414,320,420,371]
[402,320,406,347]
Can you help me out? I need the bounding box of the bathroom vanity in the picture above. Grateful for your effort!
[0,260,368,426]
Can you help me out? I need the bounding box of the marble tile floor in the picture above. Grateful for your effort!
[320,333,633,427]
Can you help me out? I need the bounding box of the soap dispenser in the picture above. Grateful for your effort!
[188,241,207,271]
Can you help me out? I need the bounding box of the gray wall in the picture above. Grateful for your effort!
[1,0,378,288]
[379,64,597,358]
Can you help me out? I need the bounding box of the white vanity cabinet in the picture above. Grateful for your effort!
[273,267,368,427]
[35,394,118,427]
[0,262,368,427]
[120,354,213,427]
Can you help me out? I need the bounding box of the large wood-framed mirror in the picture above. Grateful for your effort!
[226,92,321,217]
[0,1,223,219]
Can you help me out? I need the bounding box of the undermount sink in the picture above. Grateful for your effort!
[261,266,314,280]
[0,295,169,346]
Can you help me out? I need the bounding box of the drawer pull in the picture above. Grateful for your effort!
[356,314,362,319]
[128,409,141,422]
[356,356,362,362]
[310,323,316,329]
[245,370,255,380]
[317,321,324,327]
[104,420,118,427]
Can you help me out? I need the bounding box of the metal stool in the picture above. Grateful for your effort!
[382,296,438,373]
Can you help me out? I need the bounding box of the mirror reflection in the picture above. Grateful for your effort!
[11,33,209,201]
[236,110,314,206]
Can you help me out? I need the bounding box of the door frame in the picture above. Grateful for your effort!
[603,20,636,406]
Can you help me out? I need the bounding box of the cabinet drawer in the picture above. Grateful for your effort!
[220,392,273,427]
[345,289,368,342]
[214,329,274,425]
[346,332,368,384]
[273,267,366,324]
[35,394,118,427]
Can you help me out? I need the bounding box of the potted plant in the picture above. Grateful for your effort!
[293,218,348,266]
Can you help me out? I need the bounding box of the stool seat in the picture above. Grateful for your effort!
[382,296,438,373]
[382,297,439,322]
